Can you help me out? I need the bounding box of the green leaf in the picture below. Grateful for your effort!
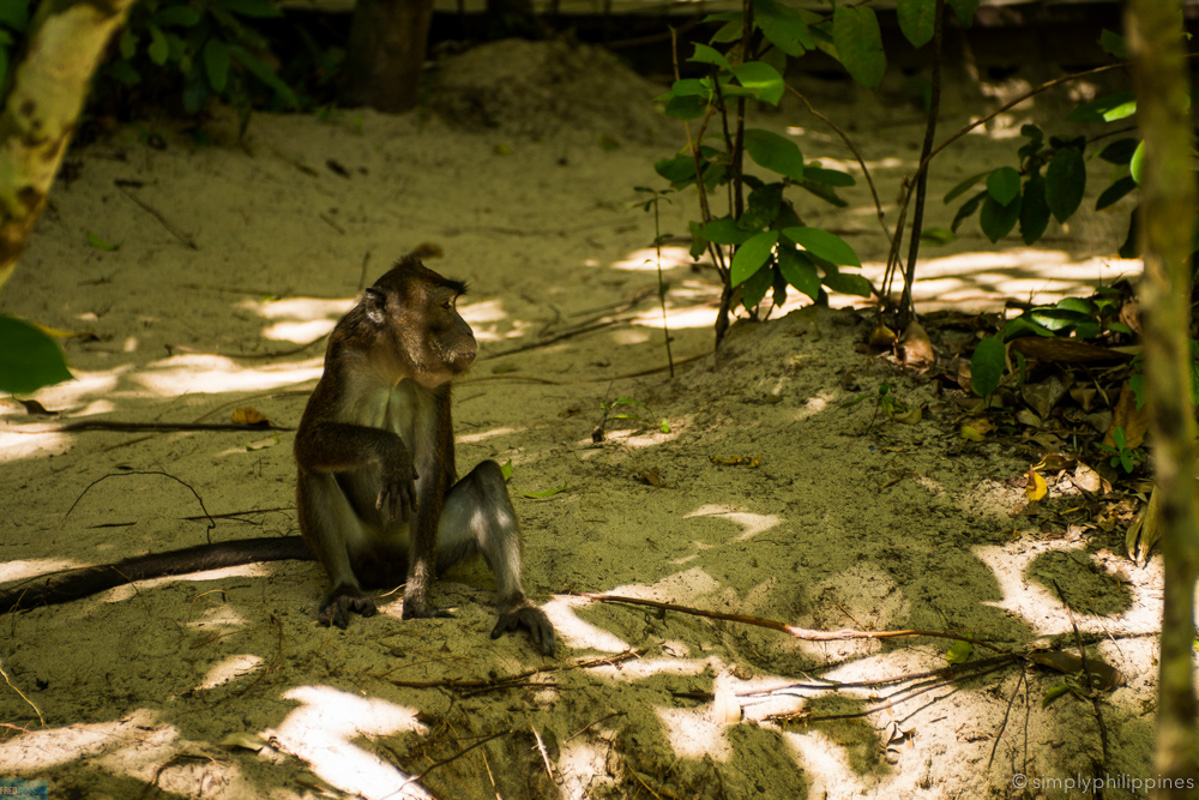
[701,218,755,246]
[921,227,956,245]
[731,230,779,286]
[796,177,848,207]
[203,38,231,93]
[731,61,785,105]
[1096,176,1137,211]
[500,460,514,481]
[119,27,138,60]
[1099,137,1139,165]
[86,231,120,251]
[945,639,973,664]
[1045,147,1086,222]
[1099,29,1128,60]
[710,19,743,44]
[778,247,820,300]
[1001,316,1054,339]
[896,0,936,48]
[655,153,696,187]
[944,170,990,204]
[107,59,141,85]
[689,42,732,71]
[0,315,73,394]
[1041,684,1073,708]
[986,166,1022,206]
[805,167,855,187]
[1020,173,1051,244]
[663,94,707,120]
[1028,307,1093,331]
[783,227,860,267]
[832,5,886,91]
[743,129,804,181]
[822,272,873,297]
[666,78,709,98]
[741,262,774,309]
[1067,91,1136,123]
[741,183,783,230]
[980,194,1021,242]
[218,0,282,17]
[0,0,28,30]
[971,335,1005,397]
[951,189,986,232]
[946,0,979,27]
[147,23,169,65]
[1130,140,1145,184]
[228,45,299,109]
[755,0,814,55]
[155,5,203,26]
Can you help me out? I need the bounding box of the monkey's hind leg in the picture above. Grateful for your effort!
[298,471,379,628]
[438,460,555,655]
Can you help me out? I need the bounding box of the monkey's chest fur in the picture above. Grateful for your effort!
[332,381,447,585]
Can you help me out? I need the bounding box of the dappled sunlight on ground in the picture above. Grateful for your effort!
[863,248,1140,312]
[132,354,323,395]
[268,686,430,800]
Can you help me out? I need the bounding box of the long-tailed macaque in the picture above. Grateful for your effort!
[294,257,554,653]
[0,258,554,655]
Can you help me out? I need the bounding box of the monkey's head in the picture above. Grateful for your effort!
[364,257,477,388]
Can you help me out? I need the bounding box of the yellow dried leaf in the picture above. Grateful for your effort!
[232,406,266,425]
[960,423,986,442]
[1026,468,1048,502]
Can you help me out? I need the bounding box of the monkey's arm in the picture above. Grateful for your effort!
[295,419,417,521]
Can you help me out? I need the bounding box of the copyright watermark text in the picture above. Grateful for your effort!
[1011,773,1196,794]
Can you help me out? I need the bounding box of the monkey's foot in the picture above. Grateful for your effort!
[319,585,377,629]
[492,605,556,656]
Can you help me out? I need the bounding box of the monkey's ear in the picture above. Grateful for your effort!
[363,287,388,326]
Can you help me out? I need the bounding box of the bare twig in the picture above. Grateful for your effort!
[383,649,644,690]
[896,0,946,329]
[65,471,216,535]
[115,182,197,250]
[786,85,892,247]
[580,592,1007,652]
[0,658,44,725]
[387,730,509,798]
[987,665,1028,771]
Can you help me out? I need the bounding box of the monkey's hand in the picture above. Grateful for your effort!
[492,604,556,656]
[319,583,377,629]
[377,445,418,522]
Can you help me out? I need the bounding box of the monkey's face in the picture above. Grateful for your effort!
[364,259,477,388]
[407,285,477,388]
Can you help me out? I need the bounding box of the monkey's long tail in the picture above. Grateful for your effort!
[0,536,314,614]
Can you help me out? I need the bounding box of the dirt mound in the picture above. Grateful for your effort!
[431,38,676,144]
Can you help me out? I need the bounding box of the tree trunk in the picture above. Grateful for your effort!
[0,0,136,294]
[1125,2,1199,797]
[341,0,435,113]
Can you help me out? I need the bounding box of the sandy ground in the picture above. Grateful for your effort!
[0,37,1176,800]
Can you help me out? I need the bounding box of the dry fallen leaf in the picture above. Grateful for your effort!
[710,455,762,468]
[638,468,666,488]
[897,320,935,369]
[869,320,897,349]
[1034,453,1078,472]
[232,406,267,425]
[1026,467,1048,501]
